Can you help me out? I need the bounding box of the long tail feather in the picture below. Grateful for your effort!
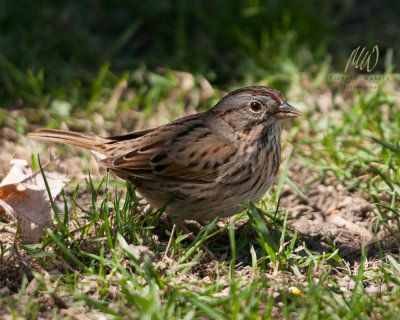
[29,129,108,155]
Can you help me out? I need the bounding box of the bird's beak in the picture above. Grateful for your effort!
[273,101,302,119]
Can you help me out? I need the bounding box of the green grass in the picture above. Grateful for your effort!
[0,62,399,318]
[296,76,400,229]
[1,0,399,109]
[2,170,400,319]
[1,1,400,318]
[1,65,399,318]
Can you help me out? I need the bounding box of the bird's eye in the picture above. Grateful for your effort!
[249,101,262,113]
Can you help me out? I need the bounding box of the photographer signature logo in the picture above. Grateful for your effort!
[328,44,390,91]
[344,45,379,73]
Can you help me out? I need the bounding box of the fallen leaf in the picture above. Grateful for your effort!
[0,159,69,242]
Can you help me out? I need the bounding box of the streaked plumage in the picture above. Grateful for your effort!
[30,86,301,220]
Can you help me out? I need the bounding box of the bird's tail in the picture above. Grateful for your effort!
[30,129,109,155]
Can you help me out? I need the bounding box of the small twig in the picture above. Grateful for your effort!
[163,224,176,260]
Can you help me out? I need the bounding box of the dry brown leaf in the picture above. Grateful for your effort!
[0,159,69,242]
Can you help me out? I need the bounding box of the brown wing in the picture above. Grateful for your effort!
[101,117,237,182]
